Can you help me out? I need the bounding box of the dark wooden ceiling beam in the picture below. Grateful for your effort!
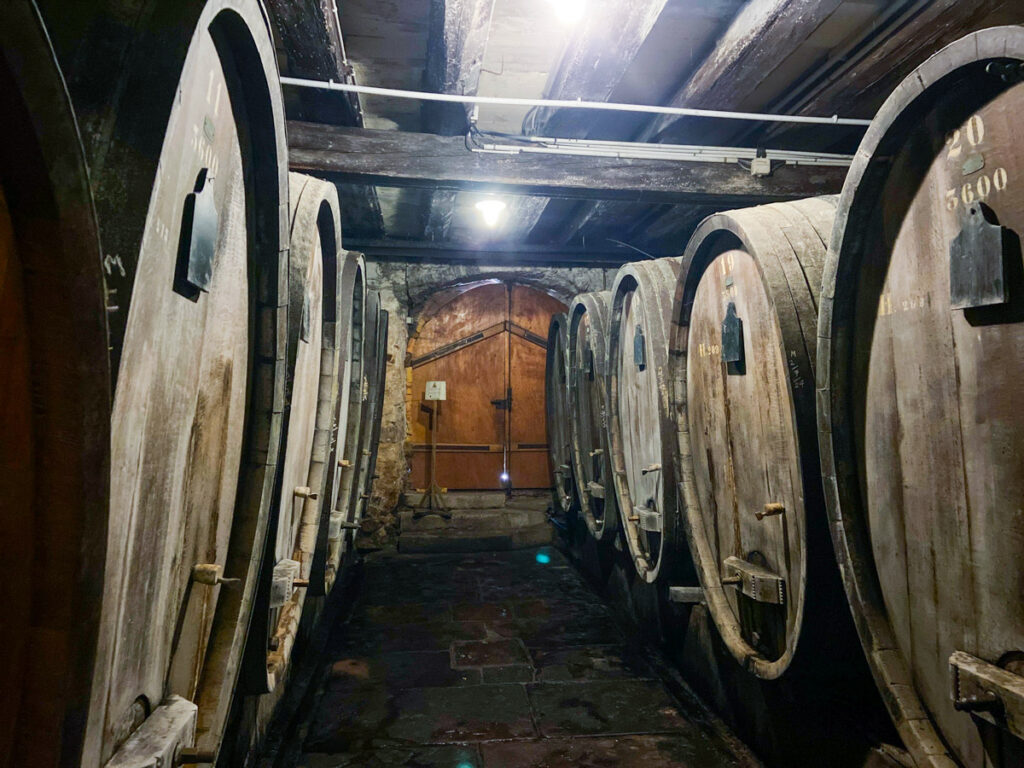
[346,239,631,266]
[289,122,847,205]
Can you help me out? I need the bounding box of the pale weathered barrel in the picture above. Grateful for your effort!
[818,26,1024,768]
[325,264,368,587]
[670,198,838,680]
[251,172,346,693]
[56,2,290,765]
[608,257,683,582]
[567,292,618,540]
[545,312,575,514]
[0,5,110,766]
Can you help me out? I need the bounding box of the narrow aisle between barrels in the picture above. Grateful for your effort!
[287,547,758,767]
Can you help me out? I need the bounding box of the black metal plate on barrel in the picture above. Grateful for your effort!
[175,167,217,299]
[949,202,1011,310]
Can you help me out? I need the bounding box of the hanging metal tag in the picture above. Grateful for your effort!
[175,168,218,299]
[950,203,1011,311]
[721,301,744,366]
[633,325,646,371]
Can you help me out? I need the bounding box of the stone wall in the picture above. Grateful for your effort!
[358,260,618,547]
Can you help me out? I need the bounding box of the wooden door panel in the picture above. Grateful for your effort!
[410,450,504,491]
[409,334,505,445]
[509,336,547,445]
[509,449,552,490]
[413,283,508,352]
[511,284,567,337]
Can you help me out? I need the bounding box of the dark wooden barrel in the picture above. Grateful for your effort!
[608,257,683,582]
[819,26,1024,768]
[545,312,576,514]
[35,2,290,764]
[325,259,368,586]
[0,5,110,767]
[567,292,618,540]
[352,300,391,531]
[338,290,386,549]
[311,249,366,595]
[670,198,837,679]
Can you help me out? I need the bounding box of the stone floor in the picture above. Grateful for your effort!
[288,547,758,767]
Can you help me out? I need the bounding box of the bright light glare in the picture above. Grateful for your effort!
[474,198,506,228]
[499,472,510,482]
[550,0,586,25]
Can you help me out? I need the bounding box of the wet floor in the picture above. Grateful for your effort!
[290,547,757,767]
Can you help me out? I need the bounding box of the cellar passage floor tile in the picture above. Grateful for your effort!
[293,547,753,768]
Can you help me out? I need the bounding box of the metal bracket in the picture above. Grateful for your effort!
[631,506,662,532]
[721,301,744,369]
[950,203,1011,310]
[722,556,785,605]
[668,586,705,604]
[949,650,1024,738]
[586,481,604,499]
[104,696,197,768]
[174,168,218,300]
[633,325,646,371]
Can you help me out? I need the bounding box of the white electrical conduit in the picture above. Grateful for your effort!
[280,76,873,127]
[470,134,854,167]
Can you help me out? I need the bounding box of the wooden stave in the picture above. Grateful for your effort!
[608,257,684,583]
[0,5,110,766]
[818,26,1024,768]
[670,198,838,680]
[545,312,576,515]
[567,291,619,541]
[36,2,292,764]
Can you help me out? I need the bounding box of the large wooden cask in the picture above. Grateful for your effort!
[671,198,838,679]
[546,312,575,514]
[608,257,683,582]
[243,173,345,694]
[818,26,1024,768]
[351,297,390,530]
[567,292,618,540]
[312,250,366,594]
[0,5,110,767]
[30,2,291,765]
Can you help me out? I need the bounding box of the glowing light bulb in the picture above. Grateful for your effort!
[474,198,506,228]
[499,472,510,482]
[550,0,586,25]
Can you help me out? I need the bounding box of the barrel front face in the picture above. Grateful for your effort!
[94,2,288,761]
[676,200,835,679]
[568,293,617,539]
[609,258,681,582]
[546,313,574,513]
[821,26,1024,767]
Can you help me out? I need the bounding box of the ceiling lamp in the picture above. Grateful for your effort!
[474,198,506,228]
[550,0,586,25]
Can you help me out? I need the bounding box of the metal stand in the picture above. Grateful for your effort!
[414,401,449,517]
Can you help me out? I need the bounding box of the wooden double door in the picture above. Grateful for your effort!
[409,283,566,490]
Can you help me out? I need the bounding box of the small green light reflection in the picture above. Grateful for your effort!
[535,552,551,564]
